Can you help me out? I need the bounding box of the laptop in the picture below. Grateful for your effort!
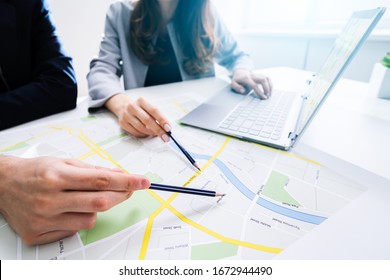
[180,7,386,150]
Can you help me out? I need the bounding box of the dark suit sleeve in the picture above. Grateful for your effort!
[0,0,77,130]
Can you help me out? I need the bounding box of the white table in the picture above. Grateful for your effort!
[261,67,390,259]
[2,67,389,259]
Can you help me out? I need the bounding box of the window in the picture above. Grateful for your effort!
[212,0,390,33]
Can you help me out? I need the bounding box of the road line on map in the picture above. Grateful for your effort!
[139,194,179,259]
[139,138,231,259]
[171,98,188,114]
[139,137,282,257]
[252,141,320,165]
[58,126,283,258]
[0,128,57,153]
[167,204,283,254]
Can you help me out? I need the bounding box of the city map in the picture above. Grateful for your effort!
[0,95,367,260]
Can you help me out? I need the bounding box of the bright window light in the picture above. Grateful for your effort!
[212,0,390,31]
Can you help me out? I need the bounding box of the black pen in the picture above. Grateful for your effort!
[167,131,201,171]
[150,183,225,197]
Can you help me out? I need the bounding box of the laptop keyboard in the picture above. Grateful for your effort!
[218,91,294,140]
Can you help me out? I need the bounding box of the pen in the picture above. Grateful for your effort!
[150,183,225,197]
[167,131,201,171]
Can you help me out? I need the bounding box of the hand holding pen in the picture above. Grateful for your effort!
[105,94,200,170]
[105,94,173,140]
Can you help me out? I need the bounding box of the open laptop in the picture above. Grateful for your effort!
[180,7,386,150]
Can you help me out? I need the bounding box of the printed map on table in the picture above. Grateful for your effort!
[0,95,367,260]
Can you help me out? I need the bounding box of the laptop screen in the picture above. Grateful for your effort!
[295,7,386,140]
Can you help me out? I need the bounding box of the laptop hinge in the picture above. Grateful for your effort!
[288,132,298,141]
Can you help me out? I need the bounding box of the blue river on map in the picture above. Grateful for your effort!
[192,153,327,225]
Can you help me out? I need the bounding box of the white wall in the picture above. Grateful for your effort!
[47,0,114,96]
[47,0,390,96]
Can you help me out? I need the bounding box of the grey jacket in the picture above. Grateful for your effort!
[87,0,254,108]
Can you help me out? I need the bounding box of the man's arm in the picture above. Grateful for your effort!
[0,155,150,245]
[0,0,77,130]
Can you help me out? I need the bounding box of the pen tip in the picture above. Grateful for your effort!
[216,193,226,197]
[194,163,201,171]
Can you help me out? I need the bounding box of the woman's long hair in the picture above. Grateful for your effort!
[130,0,218,75]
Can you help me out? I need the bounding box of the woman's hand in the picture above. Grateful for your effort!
[231,69,273,99]
[105,93,172,141]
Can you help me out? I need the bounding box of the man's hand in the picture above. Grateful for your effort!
[0,155,150,245]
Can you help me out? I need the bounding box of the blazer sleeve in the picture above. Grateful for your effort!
[0,0,77,130]
[87,2,126,109]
